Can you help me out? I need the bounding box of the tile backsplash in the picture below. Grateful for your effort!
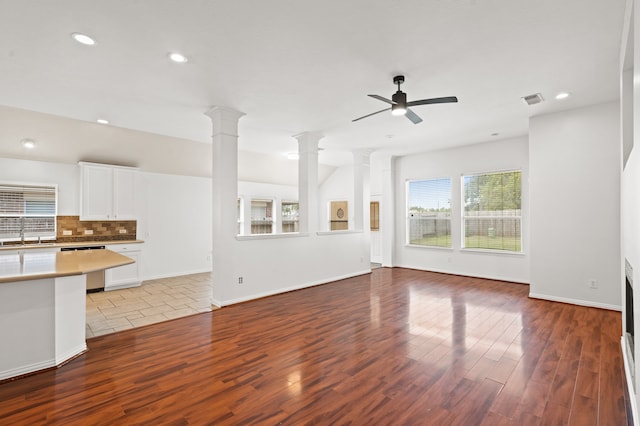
[56,216,137,242]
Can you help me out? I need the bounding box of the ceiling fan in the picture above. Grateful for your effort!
[353,75,458,124]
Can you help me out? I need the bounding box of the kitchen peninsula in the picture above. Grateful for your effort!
[0,249,134,381]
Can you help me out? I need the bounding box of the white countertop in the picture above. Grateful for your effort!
[0,239,144,252]
[0,249,135,283]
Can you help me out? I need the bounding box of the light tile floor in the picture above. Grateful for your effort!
[86,272,216,338]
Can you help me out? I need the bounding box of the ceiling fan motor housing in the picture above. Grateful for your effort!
[392,91,407,106]
[391,90,407,115]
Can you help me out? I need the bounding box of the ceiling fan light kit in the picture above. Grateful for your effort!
[353,75,458,124]
[391,103,407,116]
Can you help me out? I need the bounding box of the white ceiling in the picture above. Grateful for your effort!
[0,0,626,167]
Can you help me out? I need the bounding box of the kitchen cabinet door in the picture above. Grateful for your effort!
[113,168,137,220]
[105,249,141,290]
[79,162,138,221]
[80,164,113,220]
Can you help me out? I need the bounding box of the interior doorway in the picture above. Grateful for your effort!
[370,198,382,264]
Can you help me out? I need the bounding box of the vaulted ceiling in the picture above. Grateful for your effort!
[0,0,626,169]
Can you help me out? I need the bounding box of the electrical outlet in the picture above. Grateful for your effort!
[84,230,93,235]
[589,279,598,289]
[206,255,211,261]
[62,230,72,236]
[119,229,127,234]
[238,277,243,284]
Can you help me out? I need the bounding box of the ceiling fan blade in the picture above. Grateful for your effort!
[368,94,395,105]
[352,107,391,122]
[407,96,458,107]
[405,108,423,124]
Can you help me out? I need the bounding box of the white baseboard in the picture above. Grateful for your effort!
[104,281,141,291]
[217,269,372,307]
[622,336,639,426]
[56,343,87,365]
[143,268,212,282]
[528,292,622,311]
[0,358,56,381]
[393,263,530,285]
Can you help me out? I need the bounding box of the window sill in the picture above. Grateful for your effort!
[236,232,310,241]
[316,230,363,236]
[460,248,525,256]
[405,244,453,251]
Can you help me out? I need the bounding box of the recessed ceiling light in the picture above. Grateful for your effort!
[96,118,109,124]
[491,132,500,137]
[21,138,36,149]
[71,32,96,46]
[555,92,571,100]
[287,152,299,160]
[169,52,188,63]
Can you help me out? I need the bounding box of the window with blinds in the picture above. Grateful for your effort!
[462,170,521,252]
[251,199,274,234]
[281,201,299,233]
[407,178,452,247]
[0,183,57,242]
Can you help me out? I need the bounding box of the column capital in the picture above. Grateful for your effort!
[293,131,324,142]
[294,131,324,153]
[351,148,375,156]
[351,148,374,166]
[204,106,246,138]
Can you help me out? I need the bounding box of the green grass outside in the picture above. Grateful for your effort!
[410,234,452,248]
[410,234,521,252]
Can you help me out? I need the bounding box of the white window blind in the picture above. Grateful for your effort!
[462,170,521,252]
[0,183,57,241]
[407,178,452,247]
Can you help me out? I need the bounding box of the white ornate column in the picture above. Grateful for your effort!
[352,149,373,231]
[241,196,252,236]
[273,198,282,234]
[205,106,245,305]
[353,149,372,266]
[380,153,396,267]
[295,132,323,234]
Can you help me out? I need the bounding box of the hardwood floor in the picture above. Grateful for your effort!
[0,268,630,425]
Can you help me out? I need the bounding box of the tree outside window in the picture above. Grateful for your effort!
[463,170,521,252]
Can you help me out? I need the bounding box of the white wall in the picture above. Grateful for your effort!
[139,172,213,280]
[318,165,355,231]
[0,105,213,178]
[393,137,530,283]
[0,157,78,214]
[530,101,621,309]
[215,233,369,306]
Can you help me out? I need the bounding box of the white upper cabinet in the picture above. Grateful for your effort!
[79,162,138,221]
[113,167,137,220]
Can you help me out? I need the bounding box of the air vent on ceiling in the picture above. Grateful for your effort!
[522,93,544,105]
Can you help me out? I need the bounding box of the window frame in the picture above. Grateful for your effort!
[405,177,452,249]
[0,181,58,242]
[250,198,275,235]
[281,200,299,234]
[461,169,522,253]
